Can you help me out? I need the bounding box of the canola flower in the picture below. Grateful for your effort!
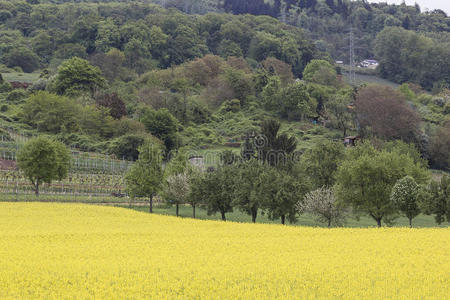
[0,203,449,299]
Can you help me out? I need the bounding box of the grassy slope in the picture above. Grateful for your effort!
[1,72,40,83]
[130,204,448,228]
[342,71,400,89]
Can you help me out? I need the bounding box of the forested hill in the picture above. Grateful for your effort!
[223,0,450,90]
[3,0,448,89]
[0,0,321,77]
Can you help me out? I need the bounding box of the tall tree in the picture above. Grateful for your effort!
[17,136,70,196]
[325,94,354,138]
[302,59,338,87]
[53,57,105,96]
[421,176,450,224]
[192,166,236,221]
[335,143,429,227]
[278,82,317,121]
[163,172,190,217]
[390,176,421,227]
[261,169,309,224]
[300,140,345,189]
[140,107,179,153]
[258,119,297,168]
[95,93,127,120]
[186,168,203,218]
[428,121,450,171]
[125,141,164,213]
[297,187,348,228]
[233,159,268,222]
[355,85,420,143]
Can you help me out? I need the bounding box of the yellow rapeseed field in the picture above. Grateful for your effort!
[0,203,449,299]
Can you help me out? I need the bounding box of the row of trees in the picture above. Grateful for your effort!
[13,129,448,227]
[124,120,449,227]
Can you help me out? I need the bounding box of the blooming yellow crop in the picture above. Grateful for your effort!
[0,203,448,299]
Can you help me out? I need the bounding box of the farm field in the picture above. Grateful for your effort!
[342,71,400,88]
[1,72,40,83]
[0,203,449,299]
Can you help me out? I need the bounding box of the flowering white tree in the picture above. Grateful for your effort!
[296,187,347,227]
[390,176,421,228]
[163,172,191,217]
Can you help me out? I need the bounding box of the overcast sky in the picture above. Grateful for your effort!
[367,0,450,14]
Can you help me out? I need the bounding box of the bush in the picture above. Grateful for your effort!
[21,91,80,134]
[28,79,47,92]
[6,89,27,104]
[0,128,12,141]
[108,134,147,161]
[56,133,99,152]
[220,99,241,113]
[0,82,12,93]
[114,118,147,136]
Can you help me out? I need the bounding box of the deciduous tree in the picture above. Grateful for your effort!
[233,159,268,222]
[261,169,309,224]
[390,176,421,227]
[125,141,164,213]
[53,57,105,96]
[355,85,420,143]
[17,136,70,196]
[300,140,345,189]
[335,144,429,227]
[163,172,190,217]
[421,176,450,224]
[297,187,347,227]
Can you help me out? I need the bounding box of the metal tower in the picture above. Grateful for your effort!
[349,27,356,86]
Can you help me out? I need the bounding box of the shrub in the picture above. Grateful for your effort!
[0,82,12,93]
[108,134,147,161]
[6,89,27,104]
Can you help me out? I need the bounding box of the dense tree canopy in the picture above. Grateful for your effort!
[17,136,70,196]
[0,1,320,77]
[53,57,105,96]
[335,143,429,227]
[375,27,450,89]
[125,141,164,212]
[355,85,420,143]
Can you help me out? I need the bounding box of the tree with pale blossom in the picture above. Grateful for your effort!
[390,176,421,228]
[296,187,347,228]
[163,172,191,217]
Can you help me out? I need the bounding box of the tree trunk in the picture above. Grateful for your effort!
[328,218,331,228]
[281,215,285,225]
[193,205,196,219]
[176,203,179,217]
[149,195,153,213]
[251,209,257,223]
[183,94,187,124]
[35,181,39,197]
[376,218,382,227]
[221,211,226,221]
[409,217,412,228]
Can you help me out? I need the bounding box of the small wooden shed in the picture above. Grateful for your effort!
[344,136,361,147]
